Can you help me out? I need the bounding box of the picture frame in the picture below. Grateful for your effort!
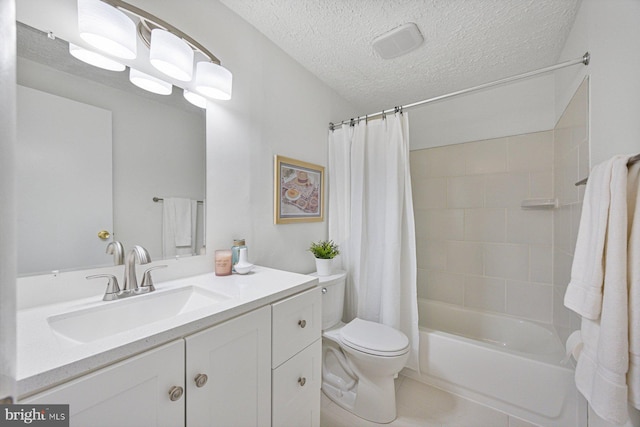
[274,155,325,224]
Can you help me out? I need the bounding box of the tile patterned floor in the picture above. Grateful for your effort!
[320,376,540,427]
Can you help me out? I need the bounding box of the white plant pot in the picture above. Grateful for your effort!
[315,258,333,276]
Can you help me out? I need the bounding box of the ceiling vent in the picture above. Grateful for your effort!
[372,23,424,60]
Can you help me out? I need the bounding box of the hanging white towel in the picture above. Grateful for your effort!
[627,161,640,410]
[199,200,206,254]
[566,155,635,424]
[189,199,197,253]
[564,156,617,319]
[162,197,194,258]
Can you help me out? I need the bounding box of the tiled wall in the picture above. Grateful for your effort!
[553,79,589,341]
[410,78,590,329]
[411,131,555,323]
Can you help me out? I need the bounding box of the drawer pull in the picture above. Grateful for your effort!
[298,319,307,328]
[168,386,184,401]
[298,377,306,387]
[322,287,327,294]
[194,373,208,388]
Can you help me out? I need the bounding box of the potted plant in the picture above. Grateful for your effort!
[308,240,340,276]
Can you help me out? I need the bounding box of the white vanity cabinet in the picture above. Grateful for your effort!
[22,307,271,427]
[19,281,320,427]
[185,305,271,426]
[23,340,186,427]
[271,287,322,427]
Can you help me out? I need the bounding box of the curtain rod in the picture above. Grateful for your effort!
[329,52,590,131]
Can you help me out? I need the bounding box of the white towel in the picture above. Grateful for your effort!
[627,161,640,410]
[198,200,206,254]
[173,198,192,247]
[162,197,194,258]
[564,156,617,319]
[568,155,634,424]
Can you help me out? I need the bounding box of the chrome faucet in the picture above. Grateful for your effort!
[122,245,151,295]
[87,245,167,301]
[106,241,125,265]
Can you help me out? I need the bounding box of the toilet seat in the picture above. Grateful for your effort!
[339,318,409,357]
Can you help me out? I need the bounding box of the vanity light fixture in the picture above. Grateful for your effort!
[149,28,193,81]
[73,0,233,103]
[183,89,208,109]
[69,43,126,71]
[77,0,137,60]
[195,61,233,101]
[129,68,172,95]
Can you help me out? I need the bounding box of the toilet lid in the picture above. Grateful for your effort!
[339,318,409,356]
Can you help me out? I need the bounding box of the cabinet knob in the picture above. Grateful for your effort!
[168,386,184,401]
[194,373,208,388]
[298,377,306,387]
[298,319,307,328]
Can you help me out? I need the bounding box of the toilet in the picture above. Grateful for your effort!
[313,271,409,424]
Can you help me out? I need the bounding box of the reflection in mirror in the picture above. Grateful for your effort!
[16,23,206,276]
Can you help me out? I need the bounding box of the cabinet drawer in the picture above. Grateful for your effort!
[272,340,321,427]
[272,287,321,368]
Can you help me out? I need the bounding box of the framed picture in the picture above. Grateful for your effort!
[274,155,325,224]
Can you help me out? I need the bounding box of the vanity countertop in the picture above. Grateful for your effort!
[17,266,317,398]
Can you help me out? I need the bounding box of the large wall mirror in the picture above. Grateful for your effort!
[16,22,206,276]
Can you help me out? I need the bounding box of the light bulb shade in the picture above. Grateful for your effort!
[195,62,232,100]
[183,89,207,108]
[150,29,194,82]
[129,68,172,95]
[78,0,137,59]
[69,43,126,71]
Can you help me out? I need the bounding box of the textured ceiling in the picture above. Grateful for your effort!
[219,0,582,113]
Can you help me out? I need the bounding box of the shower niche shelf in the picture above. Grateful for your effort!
[520,198,558,210]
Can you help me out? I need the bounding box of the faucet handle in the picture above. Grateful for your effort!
[86,274,121,301]
[140,265,168,293]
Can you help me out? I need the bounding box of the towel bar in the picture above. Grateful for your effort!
[153,197,203,204]
[574,154,640,186]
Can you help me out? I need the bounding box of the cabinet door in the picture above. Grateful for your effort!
[22,340,185,427]
[185,306,271,427]
[272,340,321,427]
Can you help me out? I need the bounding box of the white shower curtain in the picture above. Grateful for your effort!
[328,113,419,371]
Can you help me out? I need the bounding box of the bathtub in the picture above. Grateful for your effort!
[401,299,580,427]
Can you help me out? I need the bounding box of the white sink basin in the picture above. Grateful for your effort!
[47,286,230,343]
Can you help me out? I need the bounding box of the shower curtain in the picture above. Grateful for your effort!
[328,113,419,371]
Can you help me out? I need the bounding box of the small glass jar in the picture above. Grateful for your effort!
[214,249,232,276]
[231,239,247,272]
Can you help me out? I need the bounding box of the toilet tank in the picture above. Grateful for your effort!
[310,271,346,330]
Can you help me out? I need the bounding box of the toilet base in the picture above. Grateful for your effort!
[321,320,408,424]
[322,374,398,424]
[322,382,356,412]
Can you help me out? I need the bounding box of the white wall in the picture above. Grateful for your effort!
[556,0,640,166]
[0,0,16,403]
[409,73,555,150]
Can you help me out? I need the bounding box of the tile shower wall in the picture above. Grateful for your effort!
[553,79,589,342]
[411,131,555,323]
